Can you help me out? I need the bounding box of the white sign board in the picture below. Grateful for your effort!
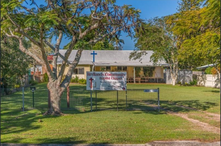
[86,72,127,91]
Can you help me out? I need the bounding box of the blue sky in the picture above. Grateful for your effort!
[116,0,179,50]
[24,0,179,50]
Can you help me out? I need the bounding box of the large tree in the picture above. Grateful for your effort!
[130,17,180,86]
[1,0,141,115]
[131,0,220,86]
[1,38,32,94]
[172,0,220,73]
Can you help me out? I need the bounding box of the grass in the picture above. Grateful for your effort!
[187,112,220,128]
[1,83,220,144]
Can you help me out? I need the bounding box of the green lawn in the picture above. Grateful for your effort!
[1,83,220,144]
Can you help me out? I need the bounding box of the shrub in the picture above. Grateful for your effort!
[78,79,86,84]
[71,78,75,83]
[14,84,20,88]
[189,79,197,86]
[71,76,79,83]
[43,73,49,82]
[205,67,213,74]
[184,82,189,86]
[211,67,220,75]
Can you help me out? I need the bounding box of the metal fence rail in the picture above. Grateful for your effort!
[1,88,160,112]
[61,89,160,112]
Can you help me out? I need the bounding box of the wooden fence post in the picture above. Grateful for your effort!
[48,89,51,109]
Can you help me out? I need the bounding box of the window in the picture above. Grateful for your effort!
[123,66,127,71]
[117,66,122,70]
[79,68,84,74]
[74,68,84,74]
[117,66,127,71]
[106,66,111,71]
[74,68,78,74]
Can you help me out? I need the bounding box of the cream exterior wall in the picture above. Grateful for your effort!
[153,67,164,78]
[94,66,164,78]
[83,66,91,79]
[127,67,134,78]
[58,65,164,79]
[58,65,90,79]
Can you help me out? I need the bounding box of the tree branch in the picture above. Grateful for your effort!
[88,28,117,44]
[57,36,77,83]
[79,23,99,39]
[52,30,63,79]
[43,40,71,64]
[60,49,83,91]
[4,32,44,65]
[38,45,55,80]
[21,5,36,15]
[7,14,41,47]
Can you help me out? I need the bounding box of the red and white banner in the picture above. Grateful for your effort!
[86,72,127,91]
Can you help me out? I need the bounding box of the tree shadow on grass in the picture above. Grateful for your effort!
[87,98,219,115]
[2,83,219,115]
[31,137,86,144]
[1,137,86,144]
[58,85,219,115]
[203,89,220,93]
[140,99,218,113]
[1,85,219,144]
[1,138,26,144]
[1,108,60,135]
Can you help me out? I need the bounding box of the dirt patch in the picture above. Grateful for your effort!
[203,112,220,121]
[169,112,220,134]
[169,104,220,129]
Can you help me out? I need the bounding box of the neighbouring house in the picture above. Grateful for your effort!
[57,50,169,83]
[196,64,216,70]
[30,55,53,82]
[195,64,220,88]
[165,70,193,84]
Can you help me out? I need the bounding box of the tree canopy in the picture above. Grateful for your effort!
[1,38,32,94]
[169,0,220,69]
[1,0,142,114]
[130,0,220,85]
[130,17,180,85]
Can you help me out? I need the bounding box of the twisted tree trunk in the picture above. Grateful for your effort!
[45,81,64,115]
[44,50,83,115]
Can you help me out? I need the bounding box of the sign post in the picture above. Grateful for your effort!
[117,91,119,111]
[126,90,127,109]
[30,87,36,108]
[91,51,97,71]
[87,71,127,111]
[90,78,93,111]
[90,51,97,111]
[157,88,160,112]
[144,88,160,112]
[95,91,97,110]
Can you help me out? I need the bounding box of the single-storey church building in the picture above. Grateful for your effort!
[57,50,169,83]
